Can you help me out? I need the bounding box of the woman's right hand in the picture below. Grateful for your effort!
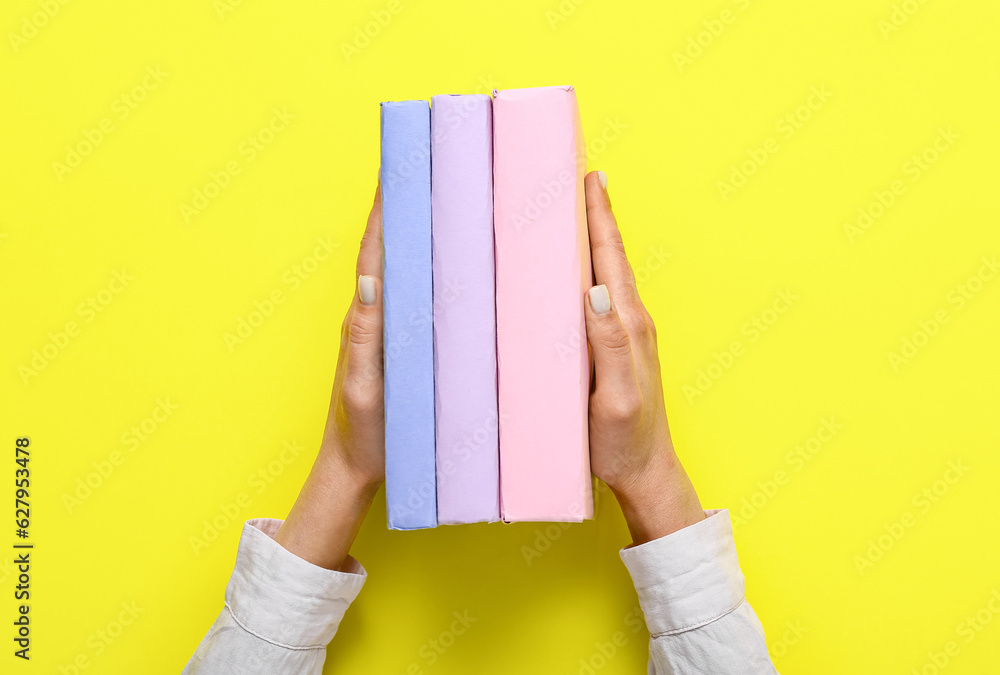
[582,170,706,545]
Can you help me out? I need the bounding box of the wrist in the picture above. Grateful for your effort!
[316,431,384,499]
[315,448,382,504]
[611,451,705,546]
[274,447,380,571]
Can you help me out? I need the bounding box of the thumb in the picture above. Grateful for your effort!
[584,284,636,396]
[346,274,383,387]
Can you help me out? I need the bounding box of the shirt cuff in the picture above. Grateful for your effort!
[224,518,367,649]
[619,509,745,636]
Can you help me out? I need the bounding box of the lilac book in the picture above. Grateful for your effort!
[430,94,500,524]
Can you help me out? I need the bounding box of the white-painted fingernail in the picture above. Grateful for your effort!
[359,275,377,306]
[589,284,611,315]
[597,170,608,190]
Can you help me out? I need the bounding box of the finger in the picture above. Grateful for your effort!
[584,171,640,310]
[584,284,638,398]
[356,182,383,278]
[345,274,384,389]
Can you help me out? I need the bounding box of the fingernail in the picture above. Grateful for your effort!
[359,275,377,306]
[589,284,611,315]
[597,170,608,190]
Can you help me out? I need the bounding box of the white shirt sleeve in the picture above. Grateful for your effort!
[187,510,775,674]
[183,518,366,675]
[619,509,779,674]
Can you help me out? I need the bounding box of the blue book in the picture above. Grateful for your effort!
[380,100,437,529]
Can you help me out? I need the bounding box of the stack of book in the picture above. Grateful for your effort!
[380,86,592,530]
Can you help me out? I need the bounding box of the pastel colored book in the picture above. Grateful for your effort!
[380,100,437,530]
[430,94,500,525]
[492,86,593,523]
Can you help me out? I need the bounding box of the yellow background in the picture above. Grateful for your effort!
[1,0,998,672]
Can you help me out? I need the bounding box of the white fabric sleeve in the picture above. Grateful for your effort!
[183,518,366,675]
[620,509,779,674]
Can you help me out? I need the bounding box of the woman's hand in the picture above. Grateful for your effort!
[320,184,386,490]
[274,183,385,571]
[274,172,701,564]
[583,171,706,546]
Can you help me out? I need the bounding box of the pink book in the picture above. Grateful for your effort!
[492,86,593,522]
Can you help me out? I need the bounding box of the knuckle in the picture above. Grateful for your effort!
[602,387,642,425]
[341,378,379,415]
[348,312,379,348]
[622,311,647,339]
[593,237,626,259]
[601,324,632,356]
